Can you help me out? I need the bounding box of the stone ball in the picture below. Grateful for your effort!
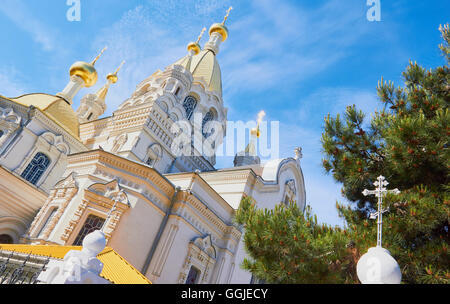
[82,230,106,257]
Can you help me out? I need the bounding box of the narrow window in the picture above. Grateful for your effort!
[21,153,51,185]
[185,266,200,284]
[0,130,4,138]
[202,110,215,138]
[175,87,181,96]
[73,215,105,246]
[87,112,93,120]
[183,96,198,120]
[37,207,58,238]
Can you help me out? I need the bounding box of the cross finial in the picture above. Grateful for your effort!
[251,110,266,138]
[222,6,233,25]
[196,27,207,44]
[362,175,400,247]
[113,61,125,75]
[91,46,108,66]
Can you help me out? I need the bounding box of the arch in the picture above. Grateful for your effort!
[158,100,169,113]
[169,113,179,122]
[261,158,307,211]
[182,96,198,120]
[20,152,51,185]
[0,107,21,124]
[0,234,13,244]
[0,216,28,243]
[146,143,163,167]
[202,108,217,138]
[134,83,151,97]
[41,132,70,154]
[111,133,128,153]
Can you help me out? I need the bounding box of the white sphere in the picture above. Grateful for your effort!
[82,230,106,257]
[357,246,402,284]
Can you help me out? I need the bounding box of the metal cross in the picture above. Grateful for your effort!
[362,175,400,247]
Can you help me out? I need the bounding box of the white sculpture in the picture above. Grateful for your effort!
[38,230,110,284]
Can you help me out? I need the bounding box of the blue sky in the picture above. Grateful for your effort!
[0,0,448,226]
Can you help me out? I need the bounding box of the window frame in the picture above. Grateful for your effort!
[21,152,51,185]
[182,96,198,120]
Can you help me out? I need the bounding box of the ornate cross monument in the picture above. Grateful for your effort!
[362,175,400,247]
[357,175,402,284]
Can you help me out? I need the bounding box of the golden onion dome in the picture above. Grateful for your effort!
[209,23,229,42]
[69,61,98,88]
[187,42,201,55]
[106,73,118,84]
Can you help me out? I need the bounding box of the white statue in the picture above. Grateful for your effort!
[38,230,110,284]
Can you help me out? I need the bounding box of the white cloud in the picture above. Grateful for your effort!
[221,0,372,98]
[81,0,374,112]
[0,67,27,97]
[0,0,58,51]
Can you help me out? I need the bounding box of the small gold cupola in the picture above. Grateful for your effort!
[76,61,124,124]
[205,6,232,54]
[187,27,206,56]
[97,61,125,101]
[234,110,265,167]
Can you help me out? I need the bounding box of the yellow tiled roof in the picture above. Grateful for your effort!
[7,93,80,139]
[0,244,151,284]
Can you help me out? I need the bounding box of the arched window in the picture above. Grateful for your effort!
[185,266,200,284]
[202,110,215,138]
[0,130,4,138]
[183,96,198,120]
[21,152,51,185]
[0,234,13,244]
[37,207,58,238]
[73,214,105,246]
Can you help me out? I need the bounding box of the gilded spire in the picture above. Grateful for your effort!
[208,7,233,44]
[245,110,266,155]
[197,27,207,44]
[107,60,125,84]
[187,28,206,55]
[222,6,233,25]
[91,46,108,66]
[97,61,124,100]
[251,110,266,138]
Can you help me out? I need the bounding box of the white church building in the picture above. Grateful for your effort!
[0,11,306,284]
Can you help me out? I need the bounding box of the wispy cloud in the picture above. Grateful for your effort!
[0,0,58,51]
[79,1,232,112]
[221,0,372,98]
[0,67,27,97]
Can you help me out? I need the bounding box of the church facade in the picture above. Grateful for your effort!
[0,13,306,284]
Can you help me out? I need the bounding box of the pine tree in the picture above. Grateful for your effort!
[321,24,449,284]
[235,25,449,284]
[234,197,356,283]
